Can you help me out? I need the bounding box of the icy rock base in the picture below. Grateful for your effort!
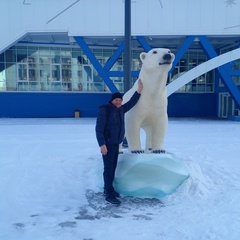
[114,153,189,198]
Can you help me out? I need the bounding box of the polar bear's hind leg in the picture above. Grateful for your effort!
[151,116,167,153]
[141,125,153,151]
[125,122,143,153]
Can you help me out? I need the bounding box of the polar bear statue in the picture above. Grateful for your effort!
[123,48,175,153]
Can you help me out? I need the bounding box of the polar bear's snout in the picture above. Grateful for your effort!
[163,53,172,61]
[159,53,173,65]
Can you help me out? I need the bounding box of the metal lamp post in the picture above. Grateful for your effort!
[124,0,131,92]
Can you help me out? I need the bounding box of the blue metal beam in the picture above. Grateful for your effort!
[109,70,139,77]
[104,41,125,71]
[136,36,151,52]
[74,36,118,93]
[198,36,240,108]
[124,0,132,92]
[170,36,195,74]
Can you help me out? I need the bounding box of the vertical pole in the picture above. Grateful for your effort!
[124,0,131,92]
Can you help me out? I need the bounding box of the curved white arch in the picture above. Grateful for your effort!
[167,48,240,96]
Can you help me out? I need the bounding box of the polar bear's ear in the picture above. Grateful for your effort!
[140,52,146,61]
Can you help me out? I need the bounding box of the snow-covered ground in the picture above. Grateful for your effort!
[0,117,240,240]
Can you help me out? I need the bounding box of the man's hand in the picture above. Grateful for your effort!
[100,144,108,155]
[137,79,143,94]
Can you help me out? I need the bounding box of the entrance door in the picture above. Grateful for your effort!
[219,93,234,118]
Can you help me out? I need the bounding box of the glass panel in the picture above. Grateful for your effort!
[40,64,50,91]
[29,66,39,81]
[39,47,50,64]
[72,50,82,65]
[6,63,17,90]
[197,84,206,91]
[0,81,6,91]
[231,59,240,70]
[179,58,187,72]
[62,67,72,82]
[112,77,124,92]
[0,62,6,91]
[103,49,112,58]
[29,81,41,91]
[51,82,61,91]
[61,48,71,67]
[0,52,4,62]
[6,48,17,63]
[132,58,141,70]
[50,47,61,63]
[206,84,213,91]
[18,82,28,91]
[232,76,240,85]
[112,59,123,71]
[28,47,39,64]
[72,65,82,91]
[93,82,105,92]
[78,54,89,64]
[0,63,6,90]
[17,47,28,63]
[82,65,93,91]
[93,70,104,91]
[62,57,71,64]
[6,81,17,91]
[18,63,28,80]
[51,64,61,81]
[206,72,213,83]
[62,82,72,91]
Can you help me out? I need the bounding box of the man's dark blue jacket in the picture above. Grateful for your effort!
[95,91,140,147]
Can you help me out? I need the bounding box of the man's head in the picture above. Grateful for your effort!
[111,92,123,108]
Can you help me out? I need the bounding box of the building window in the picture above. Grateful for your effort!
[1,45,216,93]
[219,46,240,87]
[170,51,214,93]
[0,45,144,93]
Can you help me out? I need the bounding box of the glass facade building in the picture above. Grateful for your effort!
[0,45,141,93]
[0,44,217,94]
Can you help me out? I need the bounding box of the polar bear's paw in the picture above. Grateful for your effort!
[152,149,166,154]
[131,150,144,154]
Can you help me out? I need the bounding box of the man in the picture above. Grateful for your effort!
[95,79,143,204]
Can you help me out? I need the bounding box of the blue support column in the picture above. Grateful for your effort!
[108,70,139,78]
[74,36,118,93]
[198,36,240,109]
[124,0,131,92]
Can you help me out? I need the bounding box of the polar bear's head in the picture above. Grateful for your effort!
[140,48,175,72]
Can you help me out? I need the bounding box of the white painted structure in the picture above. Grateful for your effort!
[1,0,240,54]
[167,48,240,96]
